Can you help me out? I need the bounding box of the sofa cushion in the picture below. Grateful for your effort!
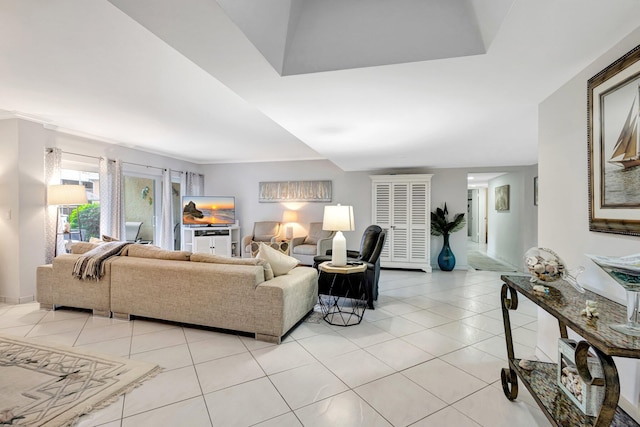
[70,242,101,254]
[257,242,298,276]
[190,253,274,281]
[303,223,333,245]
[126,244,191,261]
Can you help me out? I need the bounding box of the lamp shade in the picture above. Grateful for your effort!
[47,184,88,206]
[282,210,298,224]
[322,204,354,231]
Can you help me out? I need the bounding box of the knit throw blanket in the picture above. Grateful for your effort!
[72,241,131,280]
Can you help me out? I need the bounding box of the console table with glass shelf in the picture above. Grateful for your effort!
[500,274,640,427]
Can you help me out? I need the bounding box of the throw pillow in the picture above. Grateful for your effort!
[257,259,275,281]
[126,244,191,261]
[101,234,119,242]
[256,242,298,276]
[89,237,104,244]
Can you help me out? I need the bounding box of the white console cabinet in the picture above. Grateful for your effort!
[182,226,240,257]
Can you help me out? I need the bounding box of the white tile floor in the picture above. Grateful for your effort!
[0,269,552,427]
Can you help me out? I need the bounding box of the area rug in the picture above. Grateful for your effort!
[468,251,518,272]
[0,333,161,427]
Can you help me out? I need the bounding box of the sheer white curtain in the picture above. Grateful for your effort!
[99,158,124,240]
[44,147,62,263]
[181,172,204,197]
[158,168,174,249]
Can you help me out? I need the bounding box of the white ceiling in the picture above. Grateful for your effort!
[1,0,639,171]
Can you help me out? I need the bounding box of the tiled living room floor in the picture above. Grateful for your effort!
[0,269,551,427]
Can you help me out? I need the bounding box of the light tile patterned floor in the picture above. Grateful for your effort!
[0,269,551,426]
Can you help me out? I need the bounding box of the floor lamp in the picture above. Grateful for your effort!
[322,204,355,267]
[47,184,88,256]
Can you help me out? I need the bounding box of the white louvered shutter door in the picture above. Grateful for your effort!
[391,182,409,262]
[373,182,391,261]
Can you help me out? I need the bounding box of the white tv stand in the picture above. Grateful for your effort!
[182,226,240,257]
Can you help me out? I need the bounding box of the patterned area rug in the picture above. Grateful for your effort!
[0,334,160,427]
[468,251,518,272]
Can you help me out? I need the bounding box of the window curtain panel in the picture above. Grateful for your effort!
[99,158,124,240]
[44,147,62,263]
[181,171,204,197]
[158,168,174,249]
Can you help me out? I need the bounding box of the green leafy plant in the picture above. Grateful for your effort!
[68,203,100,240]
[431,203,466,236]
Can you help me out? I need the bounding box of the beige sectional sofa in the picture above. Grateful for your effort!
[37,243,318,343]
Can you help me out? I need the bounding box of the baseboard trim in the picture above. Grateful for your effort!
[0,295,35,305]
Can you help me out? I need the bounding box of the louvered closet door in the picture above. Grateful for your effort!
[372,182,391,261]
[371,174,432,272]
[409,182,429,263]
[390,183,410,262]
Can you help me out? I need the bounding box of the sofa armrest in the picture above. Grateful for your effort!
[254,267,318,341]
[289,236,306,251]
[241,235,253,249]
[346,250,361,259]
[316,237,334,256]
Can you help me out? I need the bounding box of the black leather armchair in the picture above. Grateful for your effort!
[314,225,386,309]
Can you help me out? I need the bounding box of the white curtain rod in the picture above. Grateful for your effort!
[51,148,200,175]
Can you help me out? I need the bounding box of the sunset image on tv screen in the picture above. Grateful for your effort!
[182,196,235,225]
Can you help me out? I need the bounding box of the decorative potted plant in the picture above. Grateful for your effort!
[431,203,466,271]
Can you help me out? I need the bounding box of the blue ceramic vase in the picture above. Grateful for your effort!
[437,233,456,271]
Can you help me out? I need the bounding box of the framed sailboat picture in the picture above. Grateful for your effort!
[588,43,640,236]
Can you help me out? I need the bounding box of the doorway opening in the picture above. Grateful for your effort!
[467,172,506,256]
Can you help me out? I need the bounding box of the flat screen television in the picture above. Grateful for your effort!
[182,196,235,226]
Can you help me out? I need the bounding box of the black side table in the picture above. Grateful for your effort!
[318,261,368,326]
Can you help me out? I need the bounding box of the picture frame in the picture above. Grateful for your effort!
[258,180,332,202]
[534,176,538,206]
[588,44,640,236]
[495,185,510,211]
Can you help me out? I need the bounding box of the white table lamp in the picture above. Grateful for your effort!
[282,210,298,240]
[322,204,354,267]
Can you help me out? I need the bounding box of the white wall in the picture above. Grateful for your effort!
[0,120,20,302]
[487,165,538,269]
[0,119,202,303]
[538,28,640,416]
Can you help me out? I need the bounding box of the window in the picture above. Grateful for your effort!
[60,168,99,242]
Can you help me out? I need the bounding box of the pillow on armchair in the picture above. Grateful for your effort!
[242,221,282,257]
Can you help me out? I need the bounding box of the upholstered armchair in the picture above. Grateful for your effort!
[313,225,386,309]
[289,222,335,266]
[242,221,282,257]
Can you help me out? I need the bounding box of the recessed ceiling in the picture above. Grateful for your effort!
[1,1,640,171]
[216,0,503,76]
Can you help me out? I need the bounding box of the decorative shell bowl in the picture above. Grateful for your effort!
[524,247,565,283]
